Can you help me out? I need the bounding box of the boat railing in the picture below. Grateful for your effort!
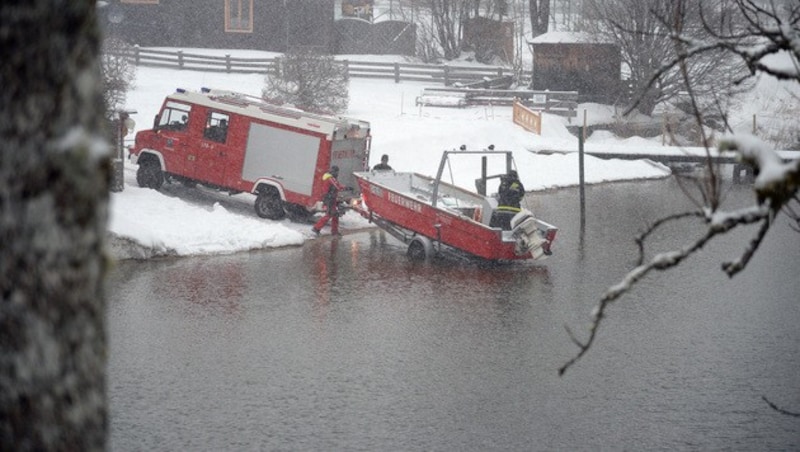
[360,169,501,225]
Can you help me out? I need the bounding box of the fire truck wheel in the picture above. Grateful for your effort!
[407,236,433,261]
[254,189,286,220]
[136,160,164,190]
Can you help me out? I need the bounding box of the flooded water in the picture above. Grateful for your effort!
[107,178,800,451]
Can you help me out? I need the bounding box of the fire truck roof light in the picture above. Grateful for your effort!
[176,88,186,93]
[201,87,211,93]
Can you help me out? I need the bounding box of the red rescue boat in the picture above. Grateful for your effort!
[352,148,557,261]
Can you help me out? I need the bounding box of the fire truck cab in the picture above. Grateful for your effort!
[130,88,371,221]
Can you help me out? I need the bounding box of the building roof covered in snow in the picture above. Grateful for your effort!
[529,31,613,45]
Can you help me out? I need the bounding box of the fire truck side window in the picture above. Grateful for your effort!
[157,101,191,132]
[203,111,230,143]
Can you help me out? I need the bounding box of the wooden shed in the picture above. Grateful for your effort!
[529,32,621,104]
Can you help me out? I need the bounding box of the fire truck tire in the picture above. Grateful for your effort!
[407,236,433,261]
[254,188,286,220]
[136,159,163,190]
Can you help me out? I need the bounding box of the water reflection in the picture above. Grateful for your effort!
[152,258,245,317]
[296,230,554,330]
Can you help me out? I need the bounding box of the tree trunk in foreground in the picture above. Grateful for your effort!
[0,1,109,450]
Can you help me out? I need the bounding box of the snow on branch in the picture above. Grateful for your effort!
[719,134,800,198]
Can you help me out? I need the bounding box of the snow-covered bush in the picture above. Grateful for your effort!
[262,51,349,115]
[101,37,136,117]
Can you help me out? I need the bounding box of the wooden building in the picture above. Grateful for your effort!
[529,32,621,103]
[100,0,336,52]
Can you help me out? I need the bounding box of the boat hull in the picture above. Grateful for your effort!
[354,171,556,261]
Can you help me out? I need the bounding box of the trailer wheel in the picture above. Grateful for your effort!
[136,158,164,190]
[407,236,433,261]
[254,188,286,220]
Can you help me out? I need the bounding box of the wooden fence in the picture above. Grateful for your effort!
[513,101,542,135]
[417,87,578,118]
[116,47,526,87]
[520,90,579,117]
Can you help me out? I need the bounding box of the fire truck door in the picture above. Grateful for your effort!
[195,141,227,185]
[154,101,192,175]
[160,135,190,175]
[195,111,231,185]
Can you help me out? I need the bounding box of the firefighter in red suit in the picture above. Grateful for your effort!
[312,165,346,236]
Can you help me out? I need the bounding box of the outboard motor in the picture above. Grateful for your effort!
[510,209,557,259]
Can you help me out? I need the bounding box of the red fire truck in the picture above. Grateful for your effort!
[129,88,371,221]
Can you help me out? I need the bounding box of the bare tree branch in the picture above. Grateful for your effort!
[634,211,705,266]
[721,213,770,276]
[762,396,800,418]
[561,0,800,375]
[559,203,771,376]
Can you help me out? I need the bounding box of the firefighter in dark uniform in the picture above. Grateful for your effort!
[490,170,525,230]
[312,165,346,236]
[372,154,392,171]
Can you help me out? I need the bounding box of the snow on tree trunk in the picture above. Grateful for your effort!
[0,1,109,450]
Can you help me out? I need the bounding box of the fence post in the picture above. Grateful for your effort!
[394,62,400,83]
[733,113,758,183]
[343,60,350,81]
[177,50,184,69]
[134,45,140,66]
[583,109,587,142]
[444,66,450,86]
[578,126,586,236]
[225,54,231,73]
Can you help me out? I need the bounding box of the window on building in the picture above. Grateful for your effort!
[225,0,253,33]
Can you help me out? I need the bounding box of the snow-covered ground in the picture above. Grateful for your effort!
[108,49,797,259]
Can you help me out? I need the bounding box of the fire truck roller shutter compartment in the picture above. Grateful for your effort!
[330,137,366,192]
[242,122,321,197]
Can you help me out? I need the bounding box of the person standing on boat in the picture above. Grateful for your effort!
[491,170,525,229]
[372,154,392,171]
[312,165,346,237]
[498,170,524,209]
